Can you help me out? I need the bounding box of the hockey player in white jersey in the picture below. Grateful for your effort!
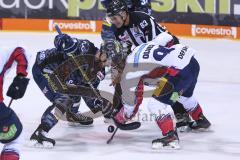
[100,39,211,149]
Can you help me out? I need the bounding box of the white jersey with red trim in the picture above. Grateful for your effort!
[120,43,196,108]
[128,43,196,70]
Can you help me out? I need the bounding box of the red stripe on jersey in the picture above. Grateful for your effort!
[4,47,28,76]
[166,39,175,48]
[143,67,168,79]
[128,79,144,120]
[166,67,179,76]
[142,66,179,79]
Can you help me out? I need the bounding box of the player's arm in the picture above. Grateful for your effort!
[101,20,116,40]
[141,13,180,46]
[6,47,30,100]
[7,47,28,76]
[139,14,174,46]
[36,49,64,71]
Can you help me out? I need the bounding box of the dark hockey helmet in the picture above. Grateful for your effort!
[100,0,112,9]
[100,39,122,60]
[106,0,128,17]
[54,34,78,54]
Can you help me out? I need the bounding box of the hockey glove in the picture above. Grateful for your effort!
[7,75,30,100]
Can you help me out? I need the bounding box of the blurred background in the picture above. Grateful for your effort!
[0,0,239,39]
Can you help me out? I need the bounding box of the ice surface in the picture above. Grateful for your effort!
[0,32,240,160]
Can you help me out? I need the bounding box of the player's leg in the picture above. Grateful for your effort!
[171,101,191,129]
[171,57,211,130]
[154,77,190,130]
[146,98,179,149]
[66,96,93,126]
[178,57,210,129]
[30,63,60,147]
[69,96,81,113]
[0,103,23,160]
[178,95,211,130]
[30,65,68,147]
[30,94,74,147]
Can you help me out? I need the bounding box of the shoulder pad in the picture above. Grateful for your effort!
[77,40,91,54]
[36,48,57,63]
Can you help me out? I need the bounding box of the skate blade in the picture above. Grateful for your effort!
[190,126,212,132]
[67,122,94,127]
[29,140,54,149]
[152,141,180,150]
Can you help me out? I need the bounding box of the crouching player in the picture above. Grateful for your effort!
[0,47,29,159]
[101,40,211,149]
[30,34,108,147]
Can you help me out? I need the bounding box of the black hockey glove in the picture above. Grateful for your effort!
[7,75,30,100]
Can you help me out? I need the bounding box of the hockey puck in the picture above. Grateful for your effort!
[108,125,115,133]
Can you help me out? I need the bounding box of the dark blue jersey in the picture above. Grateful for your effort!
[34,39,103,88]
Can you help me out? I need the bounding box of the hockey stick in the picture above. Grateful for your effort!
[107,120,141,144]
[106,120,142,144]
[55,25,63,35]
[107,127,119,144]
[8,98,13,108]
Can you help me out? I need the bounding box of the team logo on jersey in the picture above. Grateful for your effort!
[0,125,17,141]
[42,87,48,94]
[2,126,9,132]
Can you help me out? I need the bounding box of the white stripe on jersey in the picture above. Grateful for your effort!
[149,18,157,40]
[129,43,195,70]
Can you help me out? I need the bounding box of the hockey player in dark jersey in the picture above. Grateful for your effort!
[101,0,152,40]
[30,34,109,147]
[0,47,29,160]
[105,0,191,129]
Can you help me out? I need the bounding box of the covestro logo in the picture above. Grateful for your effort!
[192,25,237,39]
[49,20,96,32]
